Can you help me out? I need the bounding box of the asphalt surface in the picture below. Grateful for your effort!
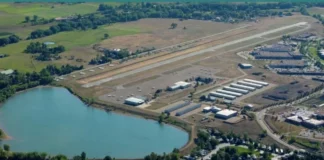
[82,22,309,88]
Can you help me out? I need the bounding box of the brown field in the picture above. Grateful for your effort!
[99,18,249,51]
[265,115,303,135]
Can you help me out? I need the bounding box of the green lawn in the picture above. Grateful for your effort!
[308,7,324,16]
[0,3,99,19]
[226,146,260,157]
[308,46,324,63]
[0,24,141,72]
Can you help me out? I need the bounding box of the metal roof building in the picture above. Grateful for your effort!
[0,69,14,75]
[239,63,253,69]
[124,97,145,106]
[216,89,242,97]
[237,81,263,89]
[243,79,269,86]
[215,109,238,119]
[230,83,256,91]
[209,92,236,100]
[223,86,249,94]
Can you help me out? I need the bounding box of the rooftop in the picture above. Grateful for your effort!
[216,109,237,116]
[124,97,145,104]
[270,60,307,66]
[304,119,324,126]
[0,69,14,75]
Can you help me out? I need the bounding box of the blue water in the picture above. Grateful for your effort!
[0,87,188,158]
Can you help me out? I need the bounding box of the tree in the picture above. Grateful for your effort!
[103,156,112,160]
[81,152,86,160]
[3,144,9,152]
[25,16,30,22]
[104,33,109,39]
[33,15,38,22]
[170,23,178,29]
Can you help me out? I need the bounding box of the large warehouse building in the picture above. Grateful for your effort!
[223,86,249,94]
[209,92,236,100]
[216,89,242,97]
[215,109,238,119]
[230,83,256,91]
[237,81,263,88]
[243,79,269,86]
[124,97,145,106]
[268,60,307,69]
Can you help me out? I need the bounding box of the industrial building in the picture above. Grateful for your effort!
[238,63,253,69]
[168,81,191,91]
[215,109,238,119]
[302,119,324,128]
[164,101,190,114]
[124,97,145,106]
[291,33,316,42]
[319,49,324,59]
[243,79,269,86]
[230,83,256,91]
[223,86,249,94]
[285,115,302,125]
[216,89,242,97]
[268,60,307,69]
[251,51,303,60]
[278,71,324,76]
[259,44,292,52]
[211,106,222,113]
[175,104,201,116]
[237,81,263,89]
[209,92,236,100]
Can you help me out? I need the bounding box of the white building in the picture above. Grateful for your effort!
[216,89,243,97]
[168,81,191,91]
[243,79,269,86]
[230,83,256,91]
[302,119,324,128]
[0,69,14,75]
[124,97,145,106]
[286,115,302,124]
[203,107,212,112]
[237,81,263,89]
[215,109,238,119]
[211,106,222,113]
[209,92,236,100]
[223,86,249,94]
[239,63,253,69]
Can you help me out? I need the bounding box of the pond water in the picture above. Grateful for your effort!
[0,87,188,158]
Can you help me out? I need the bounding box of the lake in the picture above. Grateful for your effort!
[0,87,188,158]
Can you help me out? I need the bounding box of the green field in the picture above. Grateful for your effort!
[308,7,324,15]
[0,3,99,19]
[225,146,260,157]
[0,24,141,72]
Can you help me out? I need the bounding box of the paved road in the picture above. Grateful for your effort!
[255,88,324,151]
[82,22,309,88]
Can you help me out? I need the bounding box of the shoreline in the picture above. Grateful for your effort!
[0,85,195,157]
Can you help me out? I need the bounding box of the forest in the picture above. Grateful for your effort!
[0,64,82,103]
[24,42,65,61]
[0,34,20,47]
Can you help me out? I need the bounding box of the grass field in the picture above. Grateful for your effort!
[0,24,141,72]
[308,7,324,15]
[0,3,98,19]
[224,146,260,157]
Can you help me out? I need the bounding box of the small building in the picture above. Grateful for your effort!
[215,109,238,119]
[230,83,256,91]
[237,80,263,89]
[239,63,253,69]
[0,69,14,75]
[203,107,211,113]
[244,104,254,110]
[223,86,249,94]
[216,89,242,97]
[124,97,145,106]
[167,81,191,91]
[211,106,222,113]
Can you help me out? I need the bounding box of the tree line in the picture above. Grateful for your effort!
[24,42,65,61]
[0,34,20,47]
[26,2,324,40]
[0,64,83,103]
